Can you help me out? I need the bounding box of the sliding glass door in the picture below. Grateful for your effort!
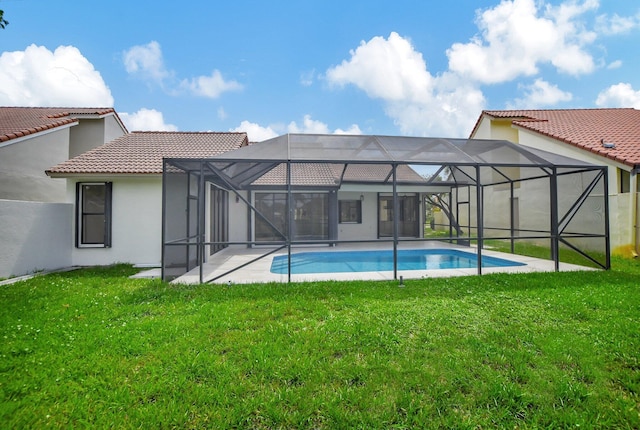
[255,192,329,242]
[378,194,419,237]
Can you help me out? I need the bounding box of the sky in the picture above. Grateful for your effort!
[1,0,639,141]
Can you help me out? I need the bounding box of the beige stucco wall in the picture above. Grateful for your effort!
[69,115,127,158]
[69,176,245,269]
[69,176,163,267]
[472,117,635,254]
[227,190,248,245]
[0,127,71,202]
[69,118,105,158]
[104,114,127,143]
[337,191,379,241]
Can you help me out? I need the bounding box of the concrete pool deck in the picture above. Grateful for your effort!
[169,241,597,285]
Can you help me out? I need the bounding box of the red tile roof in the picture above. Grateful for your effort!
[0,107,117,143]
[252,163,341,187]
[333,164,425,183]
[251,162,426,187]
[471,108,640,168]
[46,131,249,175]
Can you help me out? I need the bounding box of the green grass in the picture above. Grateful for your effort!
[483,239,608,268]
[1,260,639,428]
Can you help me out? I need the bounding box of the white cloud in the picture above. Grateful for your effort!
[326,32,484,137]
[334,124,363,135]
[231,120,279,142]
[122,41,170,84]
[595,83,640,108]
[447,0,597,84]
[327,32,432,102]
[287,115,364,135]
[596,12,640,35]
[300,69,316,87]
[607,60,623,70]
[123,41,242,99]
[232,115,363,142]
[180,70,243,98]
[0,44,114,106]
[508,78,572,108]
[288,114,330,134]
[119,108,178,131]
[217,107,228,120]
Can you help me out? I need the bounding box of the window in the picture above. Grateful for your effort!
[620,169,631,193]
[77,182,112,247]
[339,200,362,223]
[255,192,328,241]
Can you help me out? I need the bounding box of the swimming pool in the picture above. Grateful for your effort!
[270,248,526,275]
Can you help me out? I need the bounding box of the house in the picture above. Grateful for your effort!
[470,108,640,257]
[47,133,433,276]
[0,107,127,202]
[0,107,127,278]
[45,131,249,269]
[1,107,611,281]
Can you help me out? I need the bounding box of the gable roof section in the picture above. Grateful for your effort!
[471,108,640,168]
[47,131,249,176]
[0,107,119,143]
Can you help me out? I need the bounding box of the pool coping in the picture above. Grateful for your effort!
[172,242,596,285]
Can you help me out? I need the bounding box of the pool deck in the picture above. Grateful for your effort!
[171,241,596,285]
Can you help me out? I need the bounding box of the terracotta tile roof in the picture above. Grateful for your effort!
[46,131,249,175]
[252,163,340,187]
[334,164,425,183]
[0,107,117,143]
[251,162,426,187]
[471,108,640,168]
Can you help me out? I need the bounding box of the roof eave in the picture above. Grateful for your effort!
[46,171,163,178]
[0,121,77,147]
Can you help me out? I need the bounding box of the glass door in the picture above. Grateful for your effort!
[378,195,419,237]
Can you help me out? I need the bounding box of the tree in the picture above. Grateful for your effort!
[0,9,7,29]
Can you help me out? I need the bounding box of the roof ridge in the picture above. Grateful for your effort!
[484,107,636,113]
[131,131,247,135]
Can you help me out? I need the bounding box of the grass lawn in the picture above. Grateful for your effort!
[1,259,639,428]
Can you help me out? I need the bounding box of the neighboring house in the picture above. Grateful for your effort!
[470,108,640,256]
[0,107,127,202]
[0,107,127,278]
[46,131,249,269]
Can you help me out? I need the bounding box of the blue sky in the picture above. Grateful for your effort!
[1,0,639,140]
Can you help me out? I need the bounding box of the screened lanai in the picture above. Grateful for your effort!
[161,134,610,283]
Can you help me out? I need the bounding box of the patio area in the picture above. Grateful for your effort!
[171,241,596,285]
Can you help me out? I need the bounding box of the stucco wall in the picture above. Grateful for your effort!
[0,199,72,278]
[0,128,70,202]
[228,190,248,245]
[516,130,625,194]
[104,114,127,143]
[337,191,379,241]
[69,119,105,158]
[474,118,634,253]
[70,176,163,267]
[68,116,127,158]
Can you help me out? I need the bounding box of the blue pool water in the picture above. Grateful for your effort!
[270,248,525,275]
